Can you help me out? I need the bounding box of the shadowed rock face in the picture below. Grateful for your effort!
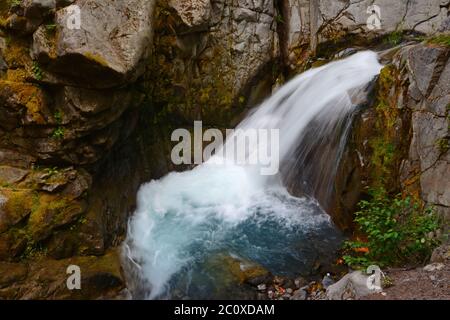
[0,0,158,299]
[146,0,280,126]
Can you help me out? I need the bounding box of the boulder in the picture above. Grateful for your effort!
[0,248,124,299]
[32,0,156,88]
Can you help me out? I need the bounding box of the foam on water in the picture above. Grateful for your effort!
[124,51,382,299]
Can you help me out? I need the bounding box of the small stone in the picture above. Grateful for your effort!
[286,288,293,294]
[429,275,436,281]
[290,289,307,300]
[423,263,445,272]
[294,276,308,288]
[267,290,274,299]
[322,273,335,289]
[257,284,266,291]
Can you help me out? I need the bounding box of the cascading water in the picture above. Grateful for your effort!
[124,51,382,299]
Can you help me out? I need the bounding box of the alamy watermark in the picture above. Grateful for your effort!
[33,2,81,30]
[171,121,280,176]
[66,264,81,290]
[65,5,81,30]
[366,5,382,30]
[366,265,384,291]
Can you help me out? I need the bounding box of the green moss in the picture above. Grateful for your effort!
[83,52,109,67]
[28,194,83,243]
[436,137,449,154]
[426,34,450,47]
[383,31,404,46]
[367,65,406,190]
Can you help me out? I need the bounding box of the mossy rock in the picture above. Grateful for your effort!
[28,193,85,242]
[0,248,124,299]
[206,253,270,285]
[0,188,34,233]
[0,80,48,125]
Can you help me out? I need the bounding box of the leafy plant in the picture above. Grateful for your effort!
[51,127,65,140]
[342,188,440,268]
[275,14,284,24]
[32,62,43,80]
[45,166,59,176]
[10,0,21,7]
[54,110,62,124]
[384,31,403,46]
[45,23,57,34]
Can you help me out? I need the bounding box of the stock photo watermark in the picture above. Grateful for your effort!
[171,121,280,175]
[366,265,383,291]
[36,1,81,30]
[366,4,382,30]
[65,4,81,30]
[66,265,81,290]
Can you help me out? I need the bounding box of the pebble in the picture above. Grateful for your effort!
[424,263,444,272]
[286,288,293,294]
[322,273,335,289]
[294,277,308,288]
[257,284,267,291]
[290,289,307,300]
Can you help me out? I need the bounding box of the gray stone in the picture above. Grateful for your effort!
[257,283,267,291]
[32,0,156,88]
[423,262,445,271]
[408,45,448,98]
[326,271,382,300]
[294,276,308,288]
[169,0,211,27]
[0,166,29,184]
[285,0,448,65]
[290,288,307,300]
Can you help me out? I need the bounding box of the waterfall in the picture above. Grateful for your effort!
[123,51,382,299]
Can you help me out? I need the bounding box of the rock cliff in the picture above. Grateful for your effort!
[0,0,448,298]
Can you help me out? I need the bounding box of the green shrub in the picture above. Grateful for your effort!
[343,188,440,268]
